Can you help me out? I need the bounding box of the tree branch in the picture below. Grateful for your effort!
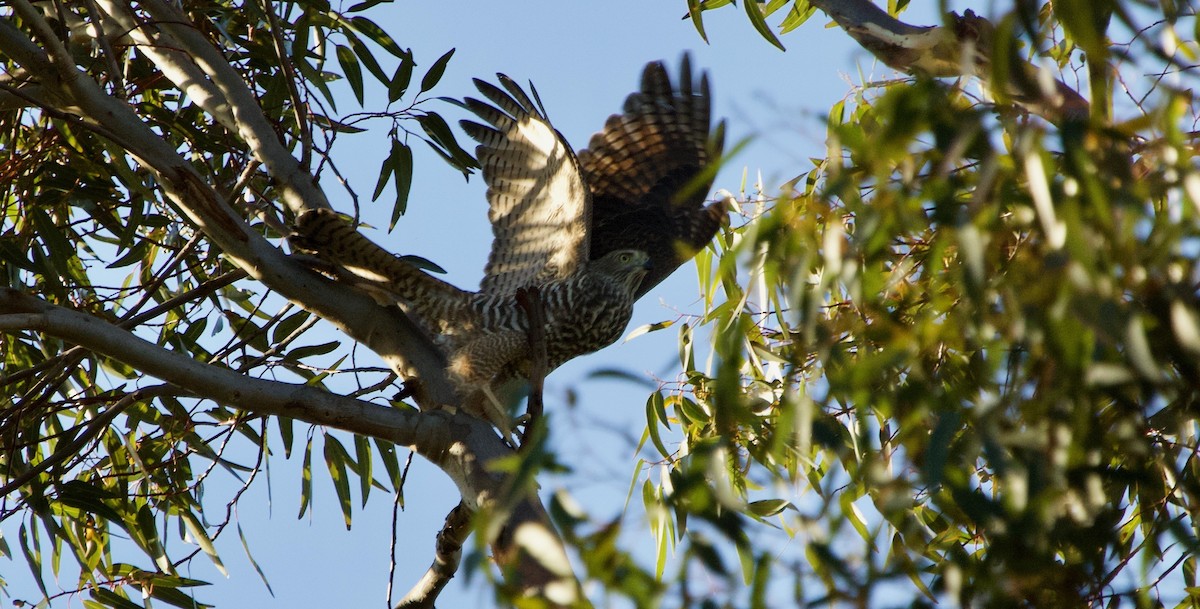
[4,5,585,601]
[2,3,456,406]
[810,0,1090,123]
[0,288,585,606]
[396,502,472,609]
[0,288,479,483]
[136,0,331,217]
[92,1,239,129]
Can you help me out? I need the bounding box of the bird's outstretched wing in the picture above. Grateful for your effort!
[579,54,728,298]
[462,76,591,296]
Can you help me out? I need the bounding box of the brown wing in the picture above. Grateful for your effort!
[578,54,727,298]
[461,76,591,296]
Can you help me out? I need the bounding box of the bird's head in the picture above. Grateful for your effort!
[593,249,652,294]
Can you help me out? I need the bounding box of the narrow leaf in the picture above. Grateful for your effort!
[237,522,275,596]
[389,57,414,103]
[181,511,226,577]
[744,0,786,51]
[323,435,354,529]
[354,434,373,507]
[389,140,413,226]
[335,45,364,105]
[419,48,455,93]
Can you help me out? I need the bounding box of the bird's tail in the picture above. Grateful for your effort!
[290,209,469,322]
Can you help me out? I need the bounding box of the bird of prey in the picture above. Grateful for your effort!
[291,55,725,431]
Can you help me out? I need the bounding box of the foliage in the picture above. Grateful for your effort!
[0,0,465,606]
[630,1,1200,607]
[3,0,1200,608]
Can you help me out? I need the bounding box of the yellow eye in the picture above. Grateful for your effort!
[619,253,632,263]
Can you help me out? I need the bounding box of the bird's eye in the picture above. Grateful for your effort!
[619,253,631,263]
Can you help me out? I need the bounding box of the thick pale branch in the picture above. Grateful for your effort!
[0,289,484,491]
[2,3,454,404]
[93,1,239,129]
[0,289,584,605]
[137,0,331,217]
[810,0,1090,122]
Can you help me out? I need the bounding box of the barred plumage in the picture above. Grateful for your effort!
[290,55,723,433]
[581,54,728,298]
[292,209,648,387]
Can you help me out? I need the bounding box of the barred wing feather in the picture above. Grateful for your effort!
[462,76,591,296]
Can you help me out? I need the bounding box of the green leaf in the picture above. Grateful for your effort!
[348,0,392,12]
[347,16,408,59]
[148,585,213,609]
[388,57,414,103]
[181,511,226,577]
[237,522,274,596]
[354,434,373,507]
[56,480,124,524]
[376,439,404,494]
[419,48,455,93]
[779,0,815,34]
[295,59,337,112]
[133,503,172,573]
[625,319,674,342]
[335,44,364,105]
[417,111,478,173]
[18,523,48,599]
[747,499,794,518]
[298,437,313,519]
[743,0,786,51]
[323,435,354,529]
[1052,0,1112,60]
[685,0,710,43]
[283,341,340,361]
[29,208,79,281]
[645,393,671,458]
[388,140,413,226]
[278,416,294,459]
[340,29,389,86]
[90,588,145,609]
[272,310,311,345]
[397,254,446,274]
[372,145,395,203]
[689,534,727,575]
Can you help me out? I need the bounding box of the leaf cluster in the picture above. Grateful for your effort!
[610,2,1200,607]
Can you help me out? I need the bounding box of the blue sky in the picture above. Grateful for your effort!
[3,1,947,607]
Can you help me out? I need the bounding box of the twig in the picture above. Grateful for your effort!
[0,385,177,497]
[395,502,473,609]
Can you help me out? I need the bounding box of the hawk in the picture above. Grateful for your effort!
[291,55,725,430]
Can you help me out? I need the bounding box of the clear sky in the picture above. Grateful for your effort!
[3,1,945,607]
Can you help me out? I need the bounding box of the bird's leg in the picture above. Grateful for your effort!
[479,385,518,448]
[515,286,548,448]
[448,331,527,445]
